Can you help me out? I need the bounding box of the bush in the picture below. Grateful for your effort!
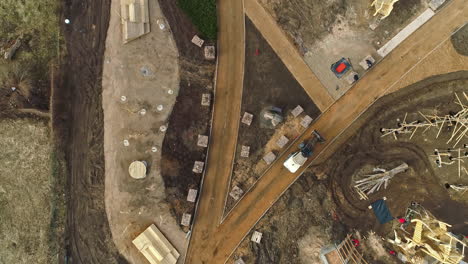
[177,0,217,40]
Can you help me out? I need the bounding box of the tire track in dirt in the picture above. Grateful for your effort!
[324,72,468,235]
[61,0,129,263]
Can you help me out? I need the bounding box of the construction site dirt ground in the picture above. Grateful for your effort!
[158,0,216,232]
[225,18,321,212]
[259,0,430,99]
[230,72,468,264]
[59,0,215,262]
[59,0,129,263]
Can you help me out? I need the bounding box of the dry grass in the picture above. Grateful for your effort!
[0,118,61,264]
[0,63,33,99]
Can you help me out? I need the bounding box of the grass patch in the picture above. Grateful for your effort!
[177,0,217,40]
[0,0,61,67]
[0,0,62,111]
[0,118,65,264]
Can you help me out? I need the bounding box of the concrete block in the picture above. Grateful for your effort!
[240,145,250,158]
[204,46,216,60]
[242,112,253,126]
[359,55,376,70]
[191,35,204,47]
[234,258,246,264]
[300,115,313,128]
[197,135,209,148]
[201,93,211,106]
[291,105,304,117]
[181,213,191,226]
[251,231,263,243]
[187,189,198,202]
[192,161,204,173]
[263,152,276,165]
[276,135,289,148]
[230,185,244,200]
[344,71,359,85]
[429,0,446,10]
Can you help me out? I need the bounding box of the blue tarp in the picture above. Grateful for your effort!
[371,199,394,224]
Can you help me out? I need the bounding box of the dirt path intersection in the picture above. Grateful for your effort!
[187,0,468,263]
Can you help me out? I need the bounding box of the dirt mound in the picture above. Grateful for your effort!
[451,23,468,56]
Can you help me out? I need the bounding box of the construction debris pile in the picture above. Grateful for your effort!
[381,92,468,148]
[388,204,466,264]
[354,163,408,200]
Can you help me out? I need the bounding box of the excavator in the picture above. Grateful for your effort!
[283,130,325,173]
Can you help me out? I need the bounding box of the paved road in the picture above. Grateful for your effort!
[244,0,334,111]
[184,0,245,262]
[186,0,468,263]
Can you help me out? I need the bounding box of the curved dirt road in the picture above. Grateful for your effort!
[187,0,468,263]
[185,0,245,262]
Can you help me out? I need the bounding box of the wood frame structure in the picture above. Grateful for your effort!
[381,93,468,148]
[335,234,369,264]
